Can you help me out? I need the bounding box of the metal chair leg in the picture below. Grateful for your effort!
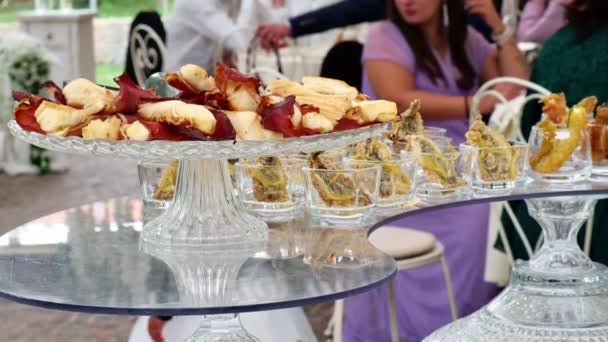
[386,281,400,342]
[439,256,458,321]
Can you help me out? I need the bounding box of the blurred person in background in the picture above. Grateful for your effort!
[517,0,569,44]
[256,0,504,49]
[342,0,529,340]
[502,0,608,269]
[164,0,282,73]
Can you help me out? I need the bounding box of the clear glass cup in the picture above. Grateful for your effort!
[402,149,468,201]
[303,164,381,225]
[137,161,176,210]
[235,157,307,220]
[460,142,528,193]
[345,154,417,211]
[589,122,608,181]
[527,124,592,183]
[303,213,373,268]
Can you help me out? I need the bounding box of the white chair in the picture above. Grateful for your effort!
[328,226,458,342]
[129,23,168,87]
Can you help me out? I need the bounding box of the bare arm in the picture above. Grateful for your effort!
[364,61,469,120]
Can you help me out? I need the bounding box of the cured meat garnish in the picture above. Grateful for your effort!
[138,120,187,141]
[215,63,261,111]
[106,73,159,114]
[210,109,236,140]
[165,72,194,94]
[41,81,67,105]
[257,94,284,116]
[260,95,300,137]
[13,96,45,134]
[177,89,229,109]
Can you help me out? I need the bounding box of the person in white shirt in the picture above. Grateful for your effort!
[164,0,278,73]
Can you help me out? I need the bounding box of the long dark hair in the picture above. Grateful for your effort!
[566,0,608,41]
[387,0,475,90]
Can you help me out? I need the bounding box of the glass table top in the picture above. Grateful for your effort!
[0,197,396,315]
[0,180,606,316]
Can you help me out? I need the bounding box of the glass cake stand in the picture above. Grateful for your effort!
[419,183,608,342]
[7,120,386,251]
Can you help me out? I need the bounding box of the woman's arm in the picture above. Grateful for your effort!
[517,0,567,43]
[364,60,470,120]
[468,0,530,108]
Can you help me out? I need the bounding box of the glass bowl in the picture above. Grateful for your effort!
[303,164,380,225]
[235,157,306,220]
[527,124,591,183]
[402,149,468,201]
[589,122,608,182]
[460,142,528,194]
[345,154,417,212]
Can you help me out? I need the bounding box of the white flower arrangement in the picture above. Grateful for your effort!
[0,31,62,175]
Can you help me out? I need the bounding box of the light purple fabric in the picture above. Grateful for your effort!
[343,21,499,341]
[517,0,568,44]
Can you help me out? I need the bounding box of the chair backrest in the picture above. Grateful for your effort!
[126,11,167,86]
[320,41,364,92]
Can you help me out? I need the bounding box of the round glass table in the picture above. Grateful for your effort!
[1,181,607,341]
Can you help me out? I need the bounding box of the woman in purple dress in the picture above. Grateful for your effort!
[343,0,529,340]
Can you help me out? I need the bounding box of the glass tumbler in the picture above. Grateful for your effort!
[345,154,417,212]
[460,142,528,193]
[589,122,608,181]
[303,164,381,225]
[235,157,307,220]
[137,160,177,210]
[402,149,468,201]
[527,124,592,183]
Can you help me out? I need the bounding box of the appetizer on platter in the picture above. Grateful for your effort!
[13,63,398,142]
[530,95,594,173]
[308,152,372,207]
[465,114,520,181]
[349,138,412,198]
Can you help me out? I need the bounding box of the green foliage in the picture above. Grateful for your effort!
[96,62,123,86]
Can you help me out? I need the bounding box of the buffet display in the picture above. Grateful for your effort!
[7,65,608,342]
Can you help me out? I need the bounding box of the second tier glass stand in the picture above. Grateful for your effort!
[424,184,608,341]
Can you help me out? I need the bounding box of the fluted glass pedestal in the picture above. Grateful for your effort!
[142,243,261,342]
[425,191,608,341]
